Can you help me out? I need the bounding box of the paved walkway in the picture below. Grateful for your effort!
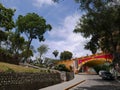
[39,74,86,90]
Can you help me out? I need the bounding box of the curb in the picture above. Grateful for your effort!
[64,80,86,90]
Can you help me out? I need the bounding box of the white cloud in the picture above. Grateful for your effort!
[39,12,92,59]
[33,0,56,8]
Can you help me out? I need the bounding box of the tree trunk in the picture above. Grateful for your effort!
[24,38,32,63]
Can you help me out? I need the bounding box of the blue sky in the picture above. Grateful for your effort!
[1,0,91,59]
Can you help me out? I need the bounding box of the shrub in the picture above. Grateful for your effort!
[54,64,70,72]
[93,64,110,74]
[0,48,19,65]
[47,69,51,73]
[6,68,15,73]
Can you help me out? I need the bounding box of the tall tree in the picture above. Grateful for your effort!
[0,3,15,47]
[0,3,15,31]
[74,0,120,67]
[0,3,15,62]
[37,44,49,63]
[60,51,73,60]
[8,32,26,54]
[53,50,59,58]
[21,49,33,62]
[16,13,52,61]
[0,30,7,47]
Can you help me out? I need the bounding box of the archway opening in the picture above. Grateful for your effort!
[78,59,112,74]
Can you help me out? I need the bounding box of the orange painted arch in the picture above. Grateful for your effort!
[57,53,113,73]
[76,53,113,73]
[78,54,113,65]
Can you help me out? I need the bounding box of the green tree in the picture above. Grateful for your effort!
[53,50,59,58]
[0,3,15,62]
[0,3,15,47]
[84,37,99,54]
[0,3,15,31]
[7,32,24,53]
[16,13,52,61]
[0,30,7,47]
[1,31,30,62]
[74,0,120,67]
[60,51,73,60]
[37,44,49,63]
[21,49,33,61]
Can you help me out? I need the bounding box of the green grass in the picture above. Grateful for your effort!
[0,62,43,73]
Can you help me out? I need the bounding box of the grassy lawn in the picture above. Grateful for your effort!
[0,62,43,73]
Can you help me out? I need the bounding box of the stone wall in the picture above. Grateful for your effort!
[0,72,62,90]
[60,71,74,81]
[66,72,74,81]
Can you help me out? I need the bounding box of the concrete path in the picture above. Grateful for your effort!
[39,74,86,90]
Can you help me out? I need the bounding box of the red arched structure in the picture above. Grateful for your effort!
[74,53,113,73]
[57,53,113,74]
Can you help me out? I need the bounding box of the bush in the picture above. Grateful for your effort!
[0,48,19,65]
[54,64,70,72]
[47,69,51,73]
[93,64,110,74]
[6,68,15,73]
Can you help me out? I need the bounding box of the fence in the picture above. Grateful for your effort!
[0,72,62,90]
